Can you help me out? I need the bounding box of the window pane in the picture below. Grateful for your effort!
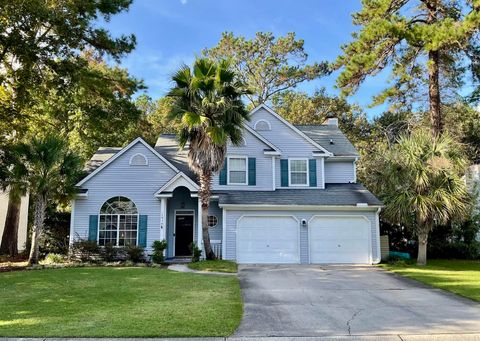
[230,171,246,184]
[230,158,246,171]
[291,160,307,172]
[291,172,307,185]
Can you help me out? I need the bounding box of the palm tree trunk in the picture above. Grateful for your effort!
[0,191,21,257]
[417,231,428,266]
[28,196,46,266]
[199,171,216,260]
[427,1,442,136]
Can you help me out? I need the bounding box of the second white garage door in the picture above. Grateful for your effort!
[237,216,299,264]
[309,216,370,264]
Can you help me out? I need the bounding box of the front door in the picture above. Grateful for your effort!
[175,214,194,256]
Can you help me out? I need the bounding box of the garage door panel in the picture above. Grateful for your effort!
[237,216,299,264]
[310,216,370,264]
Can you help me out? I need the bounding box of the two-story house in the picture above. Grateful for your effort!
[70,104,382,264]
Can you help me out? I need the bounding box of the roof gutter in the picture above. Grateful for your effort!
[218,204,383,210]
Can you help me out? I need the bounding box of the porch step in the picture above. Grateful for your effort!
[164,257,192,264]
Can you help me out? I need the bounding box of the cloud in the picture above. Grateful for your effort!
[180,0,187,4]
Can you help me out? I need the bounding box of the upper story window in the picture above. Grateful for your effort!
[129,153,148,166]
[289,159,309,186]
[207,215,218,228]
[228,156,248,185]
[254,119,271,131]
[99,196,138,246]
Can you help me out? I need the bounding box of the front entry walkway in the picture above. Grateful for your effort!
[234,265,480,338]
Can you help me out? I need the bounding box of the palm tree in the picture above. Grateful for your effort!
[168,58,249,259]
[8,135,81,265]
[380,129,470,265]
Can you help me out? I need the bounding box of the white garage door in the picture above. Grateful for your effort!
[309,216,370,264]
[237,216,299,264]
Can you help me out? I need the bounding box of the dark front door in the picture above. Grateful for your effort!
[175,214,194,256]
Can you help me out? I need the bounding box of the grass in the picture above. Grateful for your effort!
[188,260,238,273]
[0,267,242,337]
[380,259,480,302]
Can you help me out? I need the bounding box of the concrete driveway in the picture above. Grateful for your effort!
[234,265,480,338]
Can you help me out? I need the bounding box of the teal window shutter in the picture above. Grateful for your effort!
[219,159,227,185]
[280,159,289,187]
[88,215,98,241]
[248,158,256,186]
[309,159,317,187]
[138,215,148,247]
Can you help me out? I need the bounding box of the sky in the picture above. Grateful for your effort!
[104,0,390,119]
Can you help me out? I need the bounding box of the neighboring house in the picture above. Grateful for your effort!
[0,189,29,252]
[465,164,480,241]
[70,105,382,264]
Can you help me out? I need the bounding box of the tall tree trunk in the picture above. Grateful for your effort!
[427,1,442,136]
[0,191,21,257]
[199,171,216,260]
[428,50,442,136]
[28,196,46,266]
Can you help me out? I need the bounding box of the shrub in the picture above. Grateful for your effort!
[189,242,202,263]
[125,245,145,263]
[70,239,100,262]
[151,240,167,264]
[102,243,118,262]
[428,240,480,259]
[43,253,66,264]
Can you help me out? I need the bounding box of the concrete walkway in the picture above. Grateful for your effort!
[167,263,236,276]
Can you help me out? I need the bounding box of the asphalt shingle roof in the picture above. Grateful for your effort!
[83,147,122,174]
[296,125,359,156]
[154,134,198,181]
[218,183,381,206]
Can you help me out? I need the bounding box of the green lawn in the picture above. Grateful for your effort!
[0,267,242,337]
[188,260,238,273]
[380,259,480,302]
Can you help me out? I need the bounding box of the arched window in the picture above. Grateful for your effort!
[129,153,148,166]
[254,119,271,131]
[99,196,138,246]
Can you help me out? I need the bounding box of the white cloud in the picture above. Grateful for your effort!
[180,0,187,4]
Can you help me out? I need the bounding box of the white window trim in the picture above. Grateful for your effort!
[227,155,248,185]
[207,215,218,228]
[254,119,271,131]
[129,153,149,166]
[288,158,309,187]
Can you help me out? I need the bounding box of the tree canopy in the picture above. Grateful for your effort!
[335,0,480,136]
[204,32,329,106]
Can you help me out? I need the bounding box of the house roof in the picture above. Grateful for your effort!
[84,147,122,174]
[295,125,359,157]
[154,134,198,181]
[217,183,381,206]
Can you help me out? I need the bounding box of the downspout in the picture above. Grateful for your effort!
[373,207,382,264]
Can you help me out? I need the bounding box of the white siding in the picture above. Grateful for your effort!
[249,108,325,188]
[224,209,380,264]
[212,128,273,191]
[247,108,321,156]
[73,142,177,252]
[324,161,355,183]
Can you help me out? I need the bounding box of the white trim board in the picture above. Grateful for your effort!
[77,137,179,186]
[249,104,332,156]
[154,172,199,196]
